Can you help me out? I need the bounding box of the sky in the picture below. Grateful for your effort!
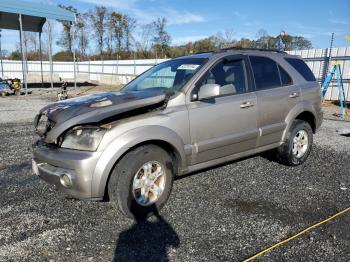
[1,0,349,54]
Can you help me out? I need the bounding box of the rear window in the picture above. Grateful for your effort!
[285,58,316,82]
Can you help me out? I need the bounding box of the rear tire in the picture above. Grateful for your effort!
[275,120,313,166]
[108,145,174,220]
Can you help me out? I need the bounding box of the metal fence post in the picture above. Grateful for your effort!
[133,57,136,77]
[0,29,3,78]
[39,31,44,88]
[72,22,77,89]
[19,14,28,95]
[88,60,90,81]
[48,20,54,89]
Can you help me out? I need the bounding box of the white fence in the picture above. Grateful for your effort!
[0,58,168,86]
[0,47,349,101]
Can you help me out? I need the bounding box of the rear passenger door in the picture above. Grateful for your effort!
[249,56,300,147]
[187,55,258,164]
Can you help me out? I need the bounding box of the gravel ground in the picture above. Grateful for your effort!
[0,89,349,261]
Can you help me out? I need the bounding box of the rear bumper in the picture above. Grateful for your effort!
[32,142,102,199]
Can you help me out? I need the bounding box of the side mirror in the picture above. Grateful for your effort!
[198,84,220,100]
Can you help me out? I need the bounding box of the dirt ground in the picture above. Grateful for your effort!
[0,86,349,261]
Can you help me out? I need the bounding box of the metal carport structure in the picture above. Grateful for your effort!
[0,0,76,94]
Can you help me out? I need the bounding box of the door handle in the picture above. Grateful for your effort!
[289,92,299,98]
[240,101,254,108]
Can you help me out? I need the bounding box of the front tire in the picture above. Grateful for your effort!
[275,120,313,166]
[108,145,174,220]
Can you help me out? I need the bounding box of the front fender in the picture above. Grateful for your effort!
[91,125,188,198]
[281,100,317,142]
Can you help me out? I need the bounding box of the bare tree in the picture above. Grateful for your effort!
[136,23,155,57]
[106,11,114,58]
[41,20,56,59]
[256,29,269,49]
[123,15,136,53]
[110,12,124,55]
[215,29,236,48]
[89,6,107,60]
[27,32,38,54]
[57,5,77,56]
[75,12,89,59]
[152,18,171,58]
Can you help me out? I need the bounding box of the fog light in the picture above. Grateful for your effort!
[60,173,72,188]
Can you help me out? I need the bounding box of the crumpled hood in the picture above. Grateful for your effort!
[35,89,167,143]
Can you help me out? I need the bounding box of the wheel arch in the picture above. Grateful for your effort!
[282,101,318,141]
[91,125,188,198]
[295,111,316,133]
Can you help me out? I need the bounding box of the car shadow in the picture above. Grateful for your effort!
[113,209,180,262]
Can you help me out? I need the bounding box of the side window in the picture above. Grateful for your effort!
[250,56,281,90]
[278,65,293,86]
[197,59,247,96]
[285,58,316,81]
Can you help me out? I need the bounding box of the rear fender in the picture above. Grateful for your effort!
[281,100,317,142]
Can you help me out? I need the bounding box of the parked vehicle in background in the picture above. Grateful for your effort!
[32,48,323,220]
[0,77,22,96]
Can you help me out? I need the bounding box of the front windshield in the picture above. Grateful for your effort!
[122,58,207,93]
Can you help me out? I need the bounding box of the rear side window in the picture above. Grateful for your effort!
[250,56,281,90]
[285,58,316,81]
[278,65,293,86]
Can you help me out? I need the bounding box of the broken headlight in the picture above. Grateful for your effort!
[60,126,106,151]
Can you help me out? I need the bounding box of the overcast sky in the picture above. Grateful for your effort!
[1,0,349,53]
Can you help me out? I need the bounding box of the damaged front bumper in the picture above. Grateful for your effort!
[32,141,102,200]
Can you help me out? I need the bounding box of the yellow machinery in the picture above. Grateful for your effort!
[10,78,22,94]
[0,78,22,96]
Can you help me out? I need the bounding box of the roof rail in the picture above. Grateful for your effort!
[217,47,288,54]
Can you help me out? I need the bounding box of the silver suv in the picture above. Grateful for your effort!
[33,49,323,219]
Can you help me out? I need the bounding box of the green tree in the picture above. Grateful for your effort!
[290,36,312,50]
[193,37,217,52]
[110,12,124,55]
[8,51,21,60]
[53,51,74,61]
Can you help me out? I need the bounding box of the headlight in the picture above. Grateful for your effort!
[60,126,106,151]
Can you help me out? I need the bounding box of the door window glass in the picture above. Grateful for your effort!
[197,59,247,96]
[278,65,293,86]
[250,56,281,90]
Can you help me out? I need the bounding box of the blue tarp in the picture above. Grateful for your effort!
[0,0,75,32]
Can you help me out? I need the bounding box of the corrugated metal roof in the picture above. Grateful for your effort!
[0,0,75,32]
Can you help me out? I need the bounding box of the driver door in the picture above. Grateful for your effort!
[187,55,258,164]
